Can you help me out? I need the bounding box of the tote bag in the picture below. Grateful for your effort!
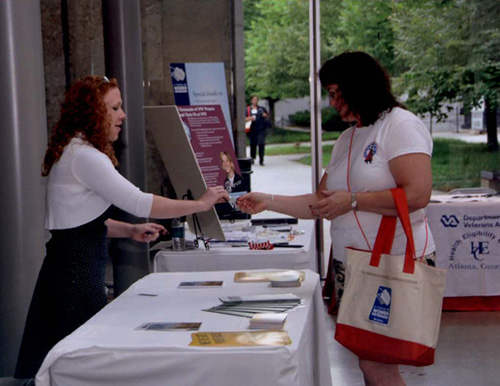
[334,188,446,366]
[245,106,252,133]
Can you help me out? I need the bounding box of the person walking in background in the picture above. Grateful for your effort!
[15,75,229,383]
[245,95,269,166]
[238,51,435,386]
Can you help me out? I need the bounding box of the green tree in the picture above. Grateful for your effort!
[329,0,397,74]
[393,0,500,150]
[464,0,500,150]
[243,0,341,125]
[245,0,500,151]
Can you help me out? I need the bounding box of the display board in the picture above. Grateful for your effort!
[177,105,241,187]
[144,105,225,241]
[170,62,234,143]
[177,105,248,219]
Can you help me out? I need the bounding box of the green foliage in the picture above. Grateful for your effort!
[392,0,468,118]
[288,107,349,131]
[244,0,500,148]
[288,110,311,127]
[330,0,397,74]
[265,127,340,145]
[244,0,309,101]
[243,0,341,101]
[392,0,500,119]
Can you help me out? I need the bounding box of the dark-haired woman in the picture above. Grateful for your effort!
[15,76,228,381]
[245,95,269,166]
[237,52,435,385]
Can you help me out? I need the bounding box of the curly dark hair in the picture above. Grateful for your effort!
[42,75,119,176]
[319,51,403,127]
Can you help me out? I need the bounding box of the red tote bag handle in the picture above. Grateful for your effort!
[370,188,417,274]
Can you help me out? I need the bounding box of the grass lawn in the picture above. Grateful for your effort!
[264,131,500,192]
[265,127,340,144]
[431,139,500,191]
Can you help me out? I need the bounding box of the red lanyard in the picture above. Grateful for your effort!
[347,127,372,251]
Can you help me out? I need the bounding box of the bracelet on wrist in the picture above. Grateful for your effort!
[269,194,275,209]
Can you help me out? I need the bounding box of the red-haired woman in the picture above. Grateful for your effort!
[15,76,228,381]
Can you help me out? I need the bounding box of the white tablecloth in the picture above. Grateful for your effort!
[36,270,332,386]
[154,220,317,273]
[427,196,500,297]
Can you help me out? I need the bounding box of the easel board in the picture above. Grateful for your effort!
[145,105,225,241]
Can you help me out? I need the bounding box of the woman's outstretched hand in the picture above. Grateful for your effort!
[309,190,351,220]
[130,223,167,243]
[199,186,230,211]
[236,192,270,214]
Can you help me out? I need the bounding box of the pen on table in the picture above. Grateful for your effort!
[273,243,304,248]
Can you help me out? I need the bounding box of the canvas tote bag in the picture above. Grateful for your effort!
[334,188,446,366]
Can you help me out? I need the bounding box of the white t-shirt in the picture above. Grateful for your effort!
[46,137,153,229]
[325,107,435,263]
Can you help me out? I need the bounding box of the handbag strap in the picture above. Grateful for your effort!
[369,188,417,274]
[371,216,397,260]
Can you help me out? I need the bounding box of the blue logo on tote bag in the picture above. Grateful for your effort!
[368,286,392,325]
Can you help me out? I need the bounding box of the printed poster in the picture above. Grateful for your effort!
[177,105,248,220]
[427,199,500,297]
[170,62,234,144]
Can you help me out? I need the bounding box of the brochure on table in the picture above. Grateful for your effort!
[203,293,301,318]
[144,105,225,241]
[189,331,292,347]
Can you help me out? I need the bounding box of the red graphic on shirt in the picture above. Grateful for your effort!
[363,142,377,164]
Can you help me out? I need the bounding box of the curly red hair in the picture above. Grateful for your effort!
[42,75,119,176]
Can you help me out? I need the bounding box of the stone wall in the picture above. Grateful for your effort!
[41,0,105,135]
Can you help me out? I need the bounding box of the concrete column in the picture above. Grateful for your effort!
[0,0,47,376]
[102,0,150,296]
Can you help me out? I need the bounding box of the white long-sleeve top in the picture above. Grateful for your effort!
[46,137,153,230]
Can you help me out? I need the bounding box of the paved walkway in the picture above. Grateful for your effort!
[432,130,500,143]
